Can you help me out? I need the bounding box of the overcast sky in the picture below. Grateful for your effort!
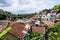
[0,0,60,14]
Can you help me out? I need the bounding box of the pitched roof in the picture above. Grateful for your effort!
[9,23,25,38]
[8,21,16,26]
[9,22,45,38]
[32,26,45,34]
[0,22,8,32]
[24,24,45,34]
[43,21,54,27]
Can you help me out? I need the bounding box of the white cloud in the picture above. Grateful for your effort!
[0,0,60,14]
[0,3,5,7]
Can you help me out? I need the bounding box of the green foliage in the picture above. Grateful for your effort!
[0,9,36,20]
[39,9,52,14]
[53,4,60,13]
[0,37,5,40]
[47,22,60,40]
[0,27,11,38]
[24,32,44,40]
[0,14,7,20]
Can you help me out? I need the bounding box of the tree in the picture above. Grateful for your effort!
[47,22,60,40]
[24,32,44,40]
[53,4,60,13]
[39,9,52,15]
[0,14,7,20]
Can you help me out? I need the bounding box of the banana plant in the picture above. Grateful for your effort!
[0,27,11,38]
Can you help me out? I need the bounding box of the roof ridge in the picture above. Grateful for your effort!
[14,24,20,38]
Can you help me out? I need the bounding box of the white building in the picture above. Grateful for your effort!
[35,20,40,26]
[47,13,51,21]
[56,14,60,19]
[41,14,47,22]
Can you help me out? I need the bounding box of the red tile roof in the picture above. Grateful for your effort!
[32,26,45,34]
[9,23,25,38]
[43,21,54,27]
[9,22,45,38]
[8,21,17,26]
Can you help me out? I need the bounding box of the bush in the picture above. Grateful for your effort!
[24,32,44,40]
[47,22,60,40]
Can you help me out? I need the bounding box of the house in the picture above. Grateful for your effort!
[43,21,54,28]
[47,13,51,21]
[56,14,60,19]
[32,26,45,34]
[3,22,46,40]
[33,14,41,21]
[4,22,26,40]
[51,10,57,15]
[34,19,40,26]
[55,14,60,22]
[15,19,24,23]
[0,21,9,32]
[41,14,48,22]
